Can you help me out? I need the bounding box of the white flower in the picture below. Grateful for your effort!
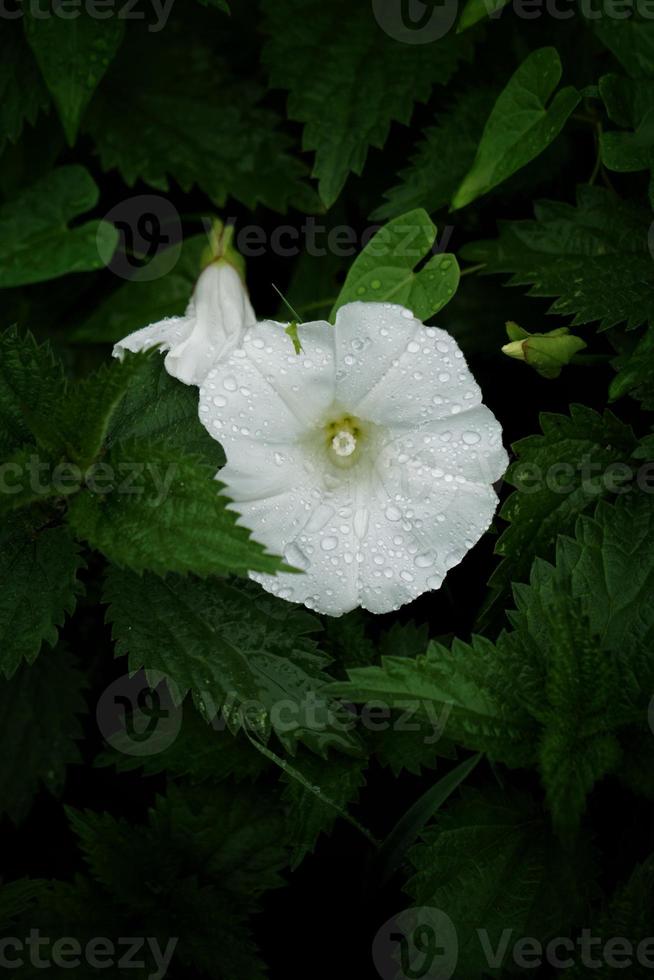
[198,302,509,616]
[114,259,255,386]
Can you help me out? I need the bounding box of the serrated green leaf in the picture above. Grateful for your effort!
[406,788,592,978]
[67,439,285,577]
[452,48,579,209]
[103,352,224,466]
[104,567,354,750]
[462,185,654,331]
[373,87,496,221]
[96,700,268,783]
[0,513,83,678]
[56,352,156,470]
[281,751,366,869]
[85,21,316,213]
[610,327,654,409]
[0,648,86,823]
[483,405,636,617]
[0,23,49,154]
[0,327,66,454]
[24,2,124,144]
[329,633,540,768]
[331,209,460,321]
[0,165,118,287]
[261,0,472,207]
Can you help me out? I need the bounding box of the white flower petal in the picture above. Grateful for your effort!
[199,319,336,445]
[113,261,255,386]
[334,301,482,425]
[386,404,509,486]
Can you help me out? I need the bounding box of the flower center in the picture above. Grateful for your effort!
[324,414,364,467]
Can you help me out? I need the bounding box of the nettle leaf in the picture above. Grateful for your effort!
[0,648,86,823]
[0,23,49,153]
[462,185,654,331]
[484,404,637,616]
[261,0,472,207]
[97,701,268,784]
[452,48,579,210]
[56,352,156,470]
[24,1,124,144]
[559,493,654,651]
[405,788,591,978]
[331,209,459,321]
[0,879,48,932]
[333,493,654,834]
[61,784,288,978]
[373,88,496,221]
[104,567,353,749]
[610,327,654,410]
[281,751,366,869]
[0,327,66,454]
[0,513,83,678]
[72,234,206,345]
[85,22,316,213]
[0,165,118,287]
[103,352,224,466]
[68,440,285,578]
[330,633,540,769]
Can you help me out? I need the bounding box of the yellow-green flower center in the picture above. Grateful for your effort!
[324,414,364,467]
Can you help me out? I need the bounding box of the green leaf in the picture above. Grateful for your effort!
[329,633,540,769]
[281,751,366,869]
[452,48,579,209]
[457,0,510,31]
[96,702,268,784]
[374,753,481,887]
[461,185,654,331]
[483,404,636,617]
[56,352,156,470]
[0,23,49,153]
[373,87,496,221]
[0,165,118,287]
[0,513,83,678]
[71,234,206,344]
[610,327,654,409]
[103,352,224,466]
[67,439,286,578]
[261,0,472,207]
[24,1,124,144]
[0,327,66,454]
[0,648,86,823]
[104,567,353,749]
[85,22,316,213]
[406,788,592,978]
[332,493,654,835]
[585,3,654,79]
[59,784,288,977]
[331,209,460,321]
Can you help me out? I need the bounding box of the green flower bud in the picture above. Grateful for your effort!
[501,321,587,379]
